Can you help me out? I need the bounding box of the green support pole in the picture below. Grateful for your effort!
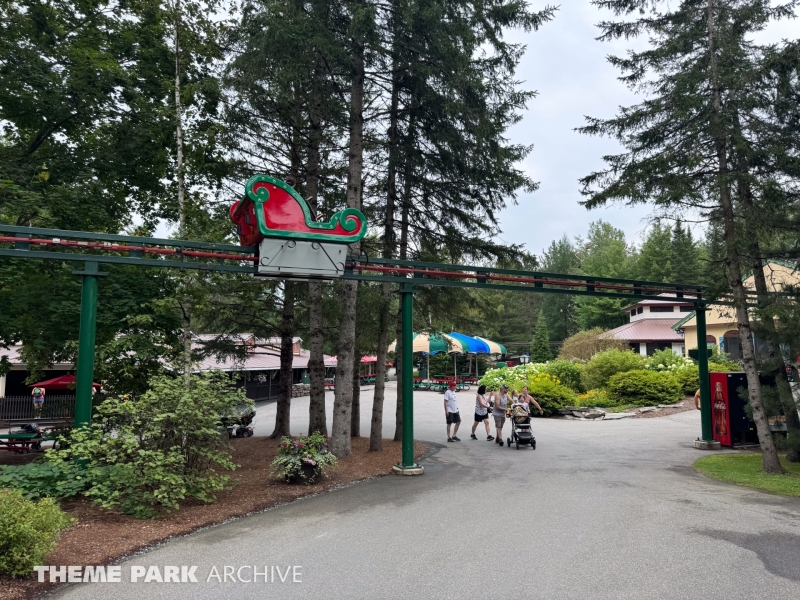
[73,261,106,429]
[694,303,719,449]
[393,282,423,475]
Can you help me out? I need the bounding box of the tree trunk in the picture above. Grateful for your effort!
[370,40,401,451]
[751,257,800,461]
[272,281,295,438]
[331,35,365,459]
[351,356,361,437]
[706,0,782,473]
[306,80,327,435]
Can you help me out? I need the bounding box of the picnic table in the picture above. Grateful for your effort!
[0,432,40,454]
[324,378,335,390]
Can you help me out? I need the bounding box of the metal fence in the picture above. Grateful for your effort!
[0,396,75,422]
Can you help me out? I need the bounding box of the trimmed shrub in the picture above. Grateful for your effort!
[526,373,574,416]
[583,349,646,390]
[674,362,741,395]
[607,370,683,406]
[542,359,584,393]
[576,389,616,408]
[646,349,695,372]
[558,328,628,361]
[0,488,74,576]
[271,432,338,484]
[479,363,541,391]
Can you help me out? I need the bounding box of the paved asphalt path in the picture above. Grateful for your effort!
[52,383,800,600]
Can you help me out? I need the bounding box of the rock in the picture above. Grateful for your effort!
[603,412,636,420]
[565,406,590,412]
[657,403,681,409]
[558,408,575,416]
[638,407,661,413]
[584,410,605,419]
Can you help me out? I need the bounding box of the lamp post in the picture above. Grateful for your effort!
[519,354,530,365]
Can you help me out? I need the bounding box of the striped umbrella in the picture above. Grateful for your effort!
[473,336,507,356]
[388,333,465,381]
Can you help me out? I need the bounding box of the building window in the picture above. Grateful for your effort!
[630,310,636,317]
[637,307,643,314]
[680,306,693,312]
[650,306,674,313]
[646,342,672,355]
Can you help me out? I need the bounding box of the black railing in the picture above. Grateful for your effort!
[0,396,75,422]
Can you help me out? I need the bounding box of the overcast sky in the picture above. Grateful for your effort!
[496,1,798,256]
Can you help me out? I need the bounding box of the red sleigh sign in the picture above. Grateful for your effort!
[230,175,368,279]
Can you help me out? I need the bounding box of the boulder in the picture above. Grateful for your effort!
[638,407,661,413]
[565,406,590,412]
[584,410,605,420]
[603,412,636,420]
[658,403,682,409]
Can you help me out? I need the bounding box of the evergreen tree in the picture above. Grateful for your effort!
[540,235,580,341]
[670,221,704,285]
[530,310,553,362]
[574,221,633,329]
[578,0,797,473]
[634,224,673,282]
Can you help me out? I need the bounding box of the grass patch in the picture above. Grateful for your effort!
[694,453,800,497]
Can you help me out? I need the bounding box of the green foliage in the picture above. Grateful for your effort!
[675,366,701,395]
[479,364,540,391]
[576,389,616,408]
[607,370,683,406]
[558,328,629,361]
[46,372,248,518]
[0,461,88,501]
[526,373,575,416]
[646,349,694,372]
[583,349,646,390]
[271,432,338,484]
[542,359,584,393]
[0,489,74,577]
[530,310,552,362]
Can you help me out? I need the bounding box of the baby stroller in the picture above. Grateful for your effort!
[507,404,536,450]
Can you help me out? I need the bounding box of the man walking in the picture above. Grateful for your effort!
[444,381,461,442]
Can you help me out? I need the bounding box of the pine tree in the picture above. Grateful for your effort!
[579,0,797,473]
[530,311,553,363]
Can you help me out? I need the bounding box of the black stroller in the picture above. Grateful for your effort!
[507,404,536,450]
[220,408,255,439]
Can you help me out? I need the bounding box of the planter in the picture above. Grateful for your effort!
[286,462,321,484]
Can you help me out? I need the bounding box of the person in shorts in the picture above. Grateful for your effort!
[444,381,461,442]
[31,386,45,417]
[470,384,494,441]
[491,385,510,446]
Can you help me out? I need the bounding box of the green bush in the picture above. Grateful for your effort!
[0,461,89,501]
[583,349,646,390]
[47,372,249,518]
[575,389,616,408]
[674,362,741,395]
[646,349,695,372]
[526,373,575,416]
[0,488,74,576]
[542,359,584,393]
[479,363,541,391]
[607,370,683,406]
[271,432,338,484]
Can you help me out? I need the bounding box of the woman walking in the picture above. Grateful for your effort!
[470,385,494,441]
[518,385,544,416]
[491,385,510,446]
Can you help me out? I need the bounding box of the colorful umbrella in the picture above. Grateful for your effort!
[473,336,507,356]
[387,333,465,355]
[388,333,465,382]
